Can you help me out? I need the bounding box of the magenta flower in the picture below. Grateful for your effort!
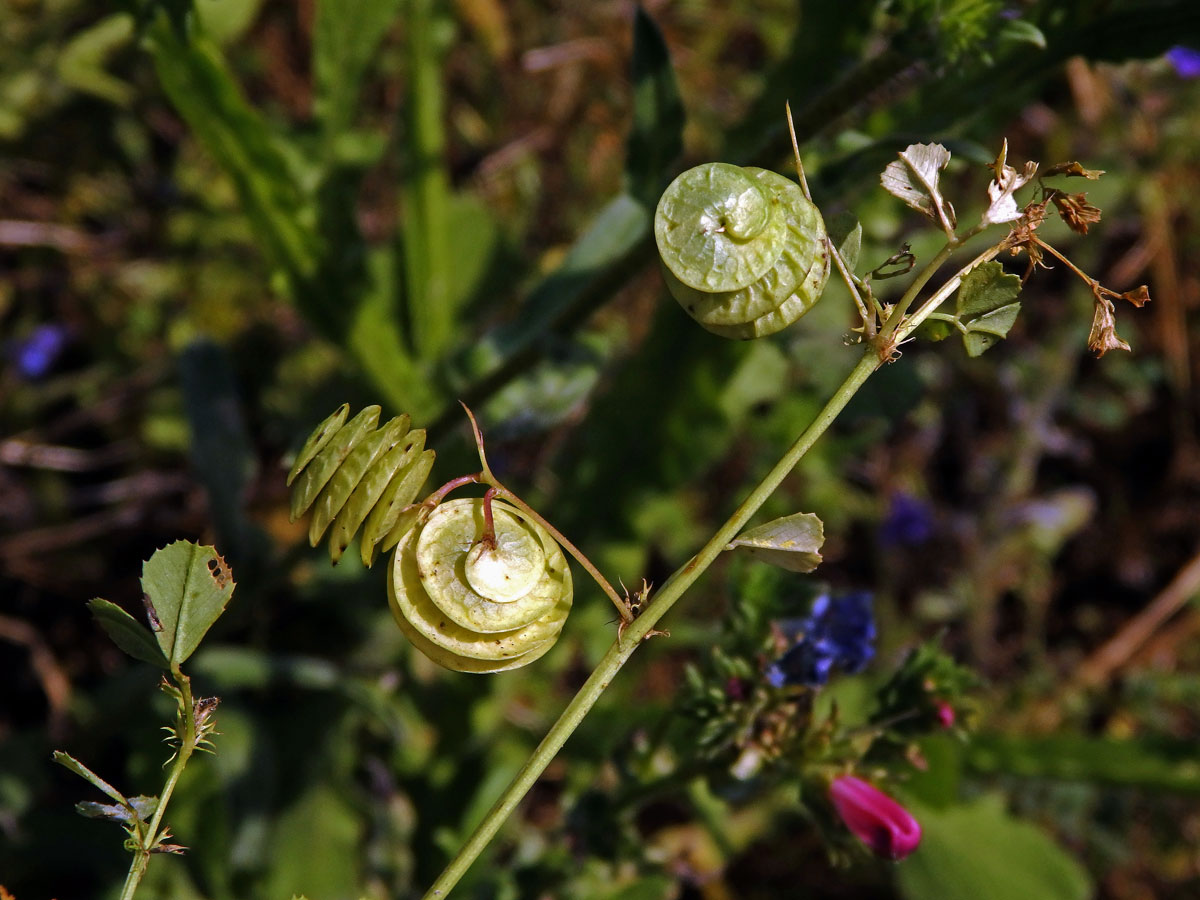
[936,700,956,729]
[829,775,922,860]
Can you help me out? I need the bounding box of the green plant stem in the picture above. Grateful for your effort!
[422,347,880,898]
[423,228,1018,896]
[877,223,989,344]
[118,672,198,900]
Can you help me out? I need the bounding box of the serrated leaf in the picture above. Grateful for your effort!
[625,6,685,207]
[141,541,236,667]
[956,261,1022,356]
[52,751,127,804]
[962,304,1021,357]
[827,212,862,273]
[881,143,956,232]
[957,261,1021,318]
[88,598,170,668]
[726,512,824,573]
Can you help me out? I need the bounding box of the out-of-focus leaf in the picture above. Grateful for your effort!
[141,541,236,667]
[313,0,404,145]
[827,212,863,273]
[997,18,1047,50]
[483,337,605,439]
[179,339,258,553]
[191,646,341,691]
[57,14,134,106]
[451,0,511,59]
[625,6,685,207]
[897,794,1091,900]
[147,18,319,291]
[881,143,956,231]
[52,751,128,805]
[981,139,1037,225]
[596,875,676,900]
[196,0,266,45]
[727,512,824,573]
[467,194,651,370]
[87,598,169,669]
[956,261,1022,356]
[967,734,1200,794]
[401,0,455,359]
[717,340,789,424]
[263,784,363,900]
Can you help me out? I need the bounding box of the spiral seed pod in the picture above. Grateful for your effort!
[655,162,830,339]
[387,497,573,673]
[287,404,436,566]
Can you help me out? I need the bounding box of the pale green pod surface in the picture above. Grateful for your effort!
[387,497,573,673]
[359,431,429,559]
[326,416,416,563]
[416,500,568,632]
[289,405,381,521]
[655,163,829,338]
[308,415,408,546]
[655,162,788,293]
[373,449,437,554]
[286,403,348,487]
[288,405,436,567]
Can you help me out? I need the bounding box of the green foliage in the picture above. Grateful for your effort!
[5,0,1199,897]
[898,794,1092,900]
[726,512,825,573]
[625,7,685,208]
[140,541,235,667]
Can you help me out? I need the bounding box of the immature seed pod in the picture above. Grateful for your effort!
[655,162,830,339]
[387,498,573,673]
[287,404,436,566]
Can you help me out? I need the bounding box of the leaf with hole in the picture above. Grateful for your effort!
[141,541,236,667]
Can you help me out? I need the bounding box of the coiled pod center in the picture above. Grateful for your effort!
[388,498,573,673]
[655,162,830,340]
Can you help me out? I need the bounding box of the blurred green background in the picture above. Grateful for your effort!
[2,1,1199,897]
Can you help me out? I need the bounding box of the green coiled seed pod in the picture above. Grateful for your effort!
[287,404,436,566]
[387,498,573,673]
[654,162,830,339]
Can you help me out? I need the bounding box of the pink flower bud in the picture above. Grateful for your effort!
[936,700,955,729]
[829,775,922,860]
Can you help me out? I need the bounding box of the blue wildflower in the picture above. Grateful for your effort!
[14,324,68,379]
[765,592,876,688]
[878,493,934,547]
[1166,46,1200,79]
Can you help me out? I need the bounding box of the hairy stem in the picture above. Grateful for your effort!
[118,672,197,900]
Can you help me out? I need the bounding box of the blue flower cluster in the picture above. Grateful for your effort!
[765,592,876,688]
